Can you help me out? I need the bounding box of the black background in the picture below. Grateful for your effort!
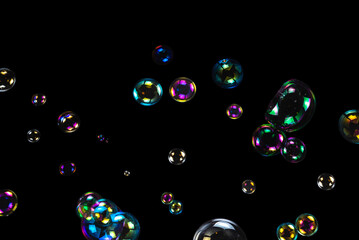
[0,22,356,239]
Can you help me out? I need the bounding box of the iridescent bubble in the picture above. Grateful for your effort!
[152,45,173,65]
[169,200,183,215]
[193,218,248,240]
[59,161,76,176]
[81,217,124,240]
[57,111,80,133]
[212,58,243,89]
[91,199,120,227]
[27,129,41,143]
[169,77,196,102]
[317,173,336,191]
[133,78,163,106]
[31,93,47,106]
[123,170,131,177]
[97,134,105,142]
[280,137,306,163]
[265,79,316,132]
[111,212,141,240]
[338,109,359,144]
[77,192,102,221]
[242,179,256,194]
[252,124,287,157]
[226,103,243,119]
[0,68,16,92]
[276,222,297,240]
[161,192,174,205]
[168,148,186,165]
[0,189,18,217]
[295,213,318,237]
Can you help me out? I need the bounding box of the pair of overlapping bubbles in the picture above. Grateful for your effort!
[76,192,140,240]
[252,79,316,163]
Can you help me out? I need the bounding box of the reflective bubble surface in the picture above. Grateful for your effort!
[0,68,16,92]
[169,200,183,215]
[265,79,316,132]
[133,78,163,106]
[59,161,76,176]
[252,124,287,157]
[280,137,306,163]
[27,129,41,143]
[242,179,256,194]
[77,192,102,221]
[277,222,297,240]
[212,59,243,89]
[317,173,336,191]
[91,199,120,227]
[31,93,47,106]
[193,218,247,240]
[81,217,124,240]
[169,77,196,102]
[226,104,243,119]
[161,192,174,205]
[295,213,318,237]
[0,189,18,217]
[152,45,173,65]
[168,148,186,165]
[338,109,359,144]
[57,111,80,133]
[111,212,140,240]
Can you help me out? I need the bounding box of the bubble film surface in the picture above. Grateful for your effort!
[265,79,316,132]
[226,103,243,119]
[193,218,247,240]
[81,217,124,240]
[317,173,336,191]
[27,129,41,143]
[57,111,80,133]
[276,222,297,240]
[0,189,18,217]
[133,78,163,106]
[161,192,174,205]
[111,212,140,240]
[31,93,47,106]
[242,179,256,194]
[0,68,16,92]
[77,192,102,221]
[59,161,76,176]
[169,77,196,102]
[212,59,243,89]
[168,148,186,165]
[295,213,318,237]
[338,109,359,144]
[152,45,173,65]
[252,124,287,157]
[169,200,183,215]
[91,199,120,226]
[280,137,306,163]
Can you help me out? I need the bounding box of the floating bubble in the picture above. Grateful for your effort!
[59,161,76,176]
[295,213,318,237]
[242,179,256,194]
[168,148,186,165]
[31,93,47,106]
[57,111,80,133]
[133,78,163,106]
[81,217,124,240]
[111,212,141,240]
[91,199,120,227]
[226,103,243,119]
[212,58,243,89]
[265,79,316,132]
[77,192,102,221]
[169,77,196,102]
[252,124,287,157]
[338,109,359,144]
[193,218,247,240]
[280,137,306,163]
[152,45,173,65]
[0,189,18,217]
[169,200,183,215]
[276,222,297,240]
[97,134,105,142]
[317,173,335,191]
[0,68,16,92]
[27,129,41,143]
[161,192,174,205]
[123,170,131,177]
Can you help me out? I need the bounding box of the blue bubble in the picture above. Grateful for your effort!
[212,58,243,89]
[133,78,163,106]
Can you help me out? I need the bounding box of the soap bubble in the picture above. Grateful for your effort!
[280,137,306,163]
[76,192,102,221]
[57,111,80,133]
[152,45,173,65]
[81,217,124,240]
[252,124,287,157]
[133,78,163,106]
[265,79,316,132]
[0,68,16,92]
[168,148,186,165]
[59,161,76,176]
[212,58,243,89]
[317,173,335,191]
[226,103,243,119]
[169,77,196,102]
[111,212,140,240]
[123,170,131,177]
[295,213,318,237]
[338,109,359,144]
[91,199,120,227]
[276,222,297,240]
[242,179,256,194]
[193,218,247,240]
[0,189,18,217]
[169,200,183,215]
[27,129,41,143]
[31,93,47,106]
[161,192,174,205]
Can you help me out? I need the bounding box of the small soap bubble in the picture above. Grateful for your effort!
[31,93,47,106]
[252,124,287,157]
[124,170,131,177]
[295,213,318,237]
[169,200,183,215]
[276,222,297,240]
[226,103,243,119]
[280,137,306,163]
[57,111,80,133]
[168,148,186,165]
[169,77,196,102]
[27,129,41,143]
[133,78,163,106]
[242,179,256,194]
[161,192,174,205]
[59,161,76,176]
[212,58,243,89]
[0,189,18,217]
[0,68,16,92]
[152,45,173,65]
[317,173,335,190]
[338,109,359,144]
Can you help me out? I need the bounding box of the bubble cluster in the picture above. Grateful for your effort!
[57,111,80,133]
[242,179,256,194]
[31,93,47,106]
[152,45,173,65]
[0,68,16,92]
[168,148,186,165]
[133,78,163,106]
[27,129,41,143]
[252,124,287,157]
[212,59,243,89]
[0,189,18,217]
[169,77,196,102]
[317,173,335,191]
[280,137,306,163]
[226,103,243,119]
[277,222,297,240]
[338,109,359,144]
[295,213,318,237]
[59,161,76,176]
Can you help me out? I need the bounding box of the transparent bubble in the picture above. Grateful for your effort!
[317,173,335,191]
[133,78,163,106]
[76,192,102,221]
[27,129,41,143]
[276,222,297,240]
[265,79,316,132]
[169,77,196,102]
[91,199,120,227]
[295,213,318,237]
[338,109,359,144]
[57,111,80,133]
[168,148,186,165]
[0,189,18,217]
[169,200,183,215]
[31,93,47,106]
[59,161,76,176]
[212,58,243,89]
[242,179,256,194]
[161,192,174,205]
[0,68,16,92]
[111,212,141,240]
[280,137,306,163]
[123,170,131,177]
[226,103,243,119]
[193,218,248,240]
[81,217,124,240]
[152,45,173,65]
[252,124,287,157]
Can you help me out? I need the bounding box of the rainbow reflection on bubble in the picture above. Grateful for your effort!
[252,124,287,157]
[133,78,163,106]
[295,213,318,237]
[338,109,359,144]
[212,58,243,89]
[277,222,297,240]
[169,77,196,102]
[59,161,76,176]
[57,111,80,133]
[280,137,306,163]
[152,45,173,65]
[0,189,18,217]
[226,103,243,119]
